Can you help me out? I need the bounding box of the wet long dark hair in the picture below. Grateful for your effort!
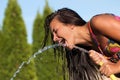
[42,8,103,80]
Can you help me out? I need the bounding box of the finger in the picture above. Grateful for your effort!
[100,63,110,76]
[89,50,99,58]
[89,50,96,56]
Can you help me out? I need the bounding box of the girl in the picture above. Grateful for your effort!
[42,8,120,80]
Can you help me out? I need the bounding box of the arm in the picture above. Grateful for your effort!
[89,50,119,79]
[100,60,120,76]
[89,14,120,78]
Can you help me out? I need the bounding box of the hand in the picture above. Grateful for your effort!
[100,61,120,77]
[89,50,120,77]
[89,50,107,65]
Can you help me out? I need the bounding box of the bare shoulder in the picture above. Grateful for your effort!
[90,13,115,29]
[90,13,120,32]
[90,13,120,41]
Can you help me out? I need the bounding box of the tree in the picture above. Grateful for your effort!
[32,12,43,56]
[32,0,68,80]
[43,1,69,80]
[1,0,37,80]
[32,11,44,80]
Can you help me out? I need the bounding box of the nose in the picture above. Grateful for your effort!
[53,34,58,42]
[53,33,61,42]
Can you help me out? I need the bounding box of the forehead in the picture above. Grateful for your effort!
[50,18,62,29]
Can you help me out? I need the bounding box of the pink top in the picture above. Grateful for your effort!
[115,16,120,20]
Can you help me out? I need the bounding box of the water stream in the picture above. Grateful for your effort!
[10,44,89,80]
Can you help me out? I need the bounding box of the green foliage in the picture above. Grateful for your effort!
[0,0,68,80]
[32,1,68,80]
[34,49,65,80]
[32,12,43,53]
[0,0,37,80]
[43,0,53,19]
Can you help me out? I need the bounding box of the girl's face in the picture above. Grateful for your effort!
[50,18,75,49]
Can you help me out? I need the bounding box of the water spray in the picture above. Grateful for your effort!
[10,44,62,80]
[10,44,116,80]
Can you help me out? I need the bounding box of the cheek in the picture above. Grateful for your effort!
[57,27,72,38]
[62,30,72,39]
[56,29,65,37]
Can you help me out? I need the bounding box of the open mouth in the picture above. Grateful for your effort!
[59,39,65,44]
[58,39,73,49]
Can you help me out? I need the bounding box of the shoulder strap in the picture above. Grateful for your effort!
[88,22,104,55]
[115,16,120,20]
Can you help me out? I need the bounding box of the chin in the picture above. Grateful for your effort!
[67,45,74,50]
[65,41,74,49]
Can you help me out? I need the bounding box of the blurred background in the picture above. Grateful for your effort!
[0,0,120,80]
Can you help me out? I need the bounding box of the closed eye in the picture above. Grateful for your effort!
[53,29,58,34]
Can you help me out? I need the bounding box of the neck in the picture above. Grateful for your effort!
[74,24,92,46]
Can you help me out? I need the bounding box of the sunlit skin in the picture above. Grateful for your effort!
[89,50,120,77]
[89,14,120,77]
[50,17,92,49]
[50,14,120,77]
